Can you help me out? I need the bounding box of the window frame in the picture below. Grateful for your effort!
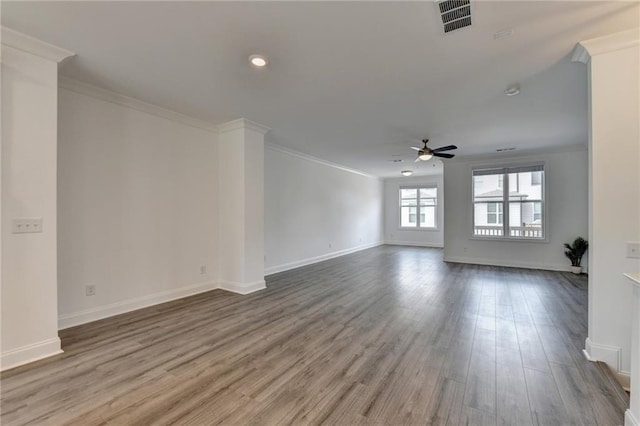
[398,184,438,231]
[470,162,548,242]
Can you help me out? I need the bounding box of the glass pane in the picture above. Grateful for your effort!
[420,206,436,228]
[401,206,417,227]
[473,174,503,202]
[401,199,417,207]
[420,188,437,198]
[400,188,417,199]
[474,203,504,236]
[508,201,543,238]
[534,202,542,221]
[508,172,542,201]
[531,171,542,185]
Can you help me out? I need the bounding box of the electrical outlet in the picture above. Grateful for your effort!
[12,218,43,234]
[200,265,207,275]
[85,285,96,296]
[627,242,640,259]
[329,243,332,249]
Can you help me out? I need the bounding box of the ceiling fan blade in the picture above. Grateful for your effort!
[410,146,421,151]
[433,152,455,159]
[432,145,458,153]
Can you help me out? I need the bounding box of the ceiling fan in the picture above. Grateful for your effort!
[411,139,457,162]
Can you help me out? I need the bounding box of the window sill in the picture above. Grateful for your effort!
[469,236,549,243]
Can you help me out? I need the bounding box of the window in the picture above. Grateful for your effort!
[400,186,437,229]
[473,164,545,239]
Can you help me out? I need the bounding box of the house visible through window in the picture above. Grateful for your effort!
[400,186,437,229]
[531,171,542,185]
[487,202,503,224]
[533,202,542,221]
[472,164,545,239]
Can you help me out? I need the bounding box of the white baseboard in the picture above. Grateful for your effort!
[626,410,639,426]
[1,337,63,372]
[264,241,383,276]
[218,279,266,295]
[584,337,631,389]
[58,280,219,330]
[443,255,572,272]
[384,240,444,248]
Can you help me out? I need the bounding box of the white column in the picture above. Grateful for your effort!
[217,118,269,294]
[625,274,640,426]
[572,28,640,388]
[1,28,74,370]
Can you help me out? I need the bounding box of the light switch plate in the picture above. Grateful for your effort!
[627,242,640,259]
[12,218,43,234]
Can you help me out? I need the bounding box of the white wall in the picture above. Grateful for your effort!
[384,174,444,247]
[579,30,639,391]
[57,87,218,328]
[264,145,383,275]
[443,149,588,271]
[1,44,65,369]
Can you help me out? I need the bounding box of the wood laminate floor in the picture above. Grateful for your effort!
[0,246,629,425]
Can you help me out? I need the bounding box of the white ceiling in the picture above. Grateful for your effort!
[2,1,638,177]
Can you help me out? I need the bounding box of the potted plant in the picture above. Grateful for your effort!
[564,237,588,274]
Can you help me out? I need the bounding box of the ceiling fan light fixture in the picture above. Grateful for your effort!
[409,139,456,161]
[401,170,413,176]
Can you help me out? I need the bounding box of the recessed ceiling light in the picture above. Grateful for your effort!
[401,170,413,176]
[493,28,514,40]
[505,84,520,96]
[249,54,268,67]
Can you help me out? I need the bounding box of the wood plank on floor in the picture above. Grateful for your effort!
[524,367,571,426]
[0,246,628,425]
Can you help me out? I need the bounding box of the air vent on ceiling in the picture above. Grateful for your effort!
[435,0,472,34]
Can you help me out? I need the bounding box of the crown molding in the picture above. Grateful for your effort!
[572,27,639,64]
[265,142,378,180]
[1,27,74,63]
[218,118,270,135]
[450,143,587,164]
[59,77,218,133]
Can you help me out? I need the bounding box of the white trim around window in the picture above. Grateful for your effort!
[470,162,548,242]
[398,185,438,231]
